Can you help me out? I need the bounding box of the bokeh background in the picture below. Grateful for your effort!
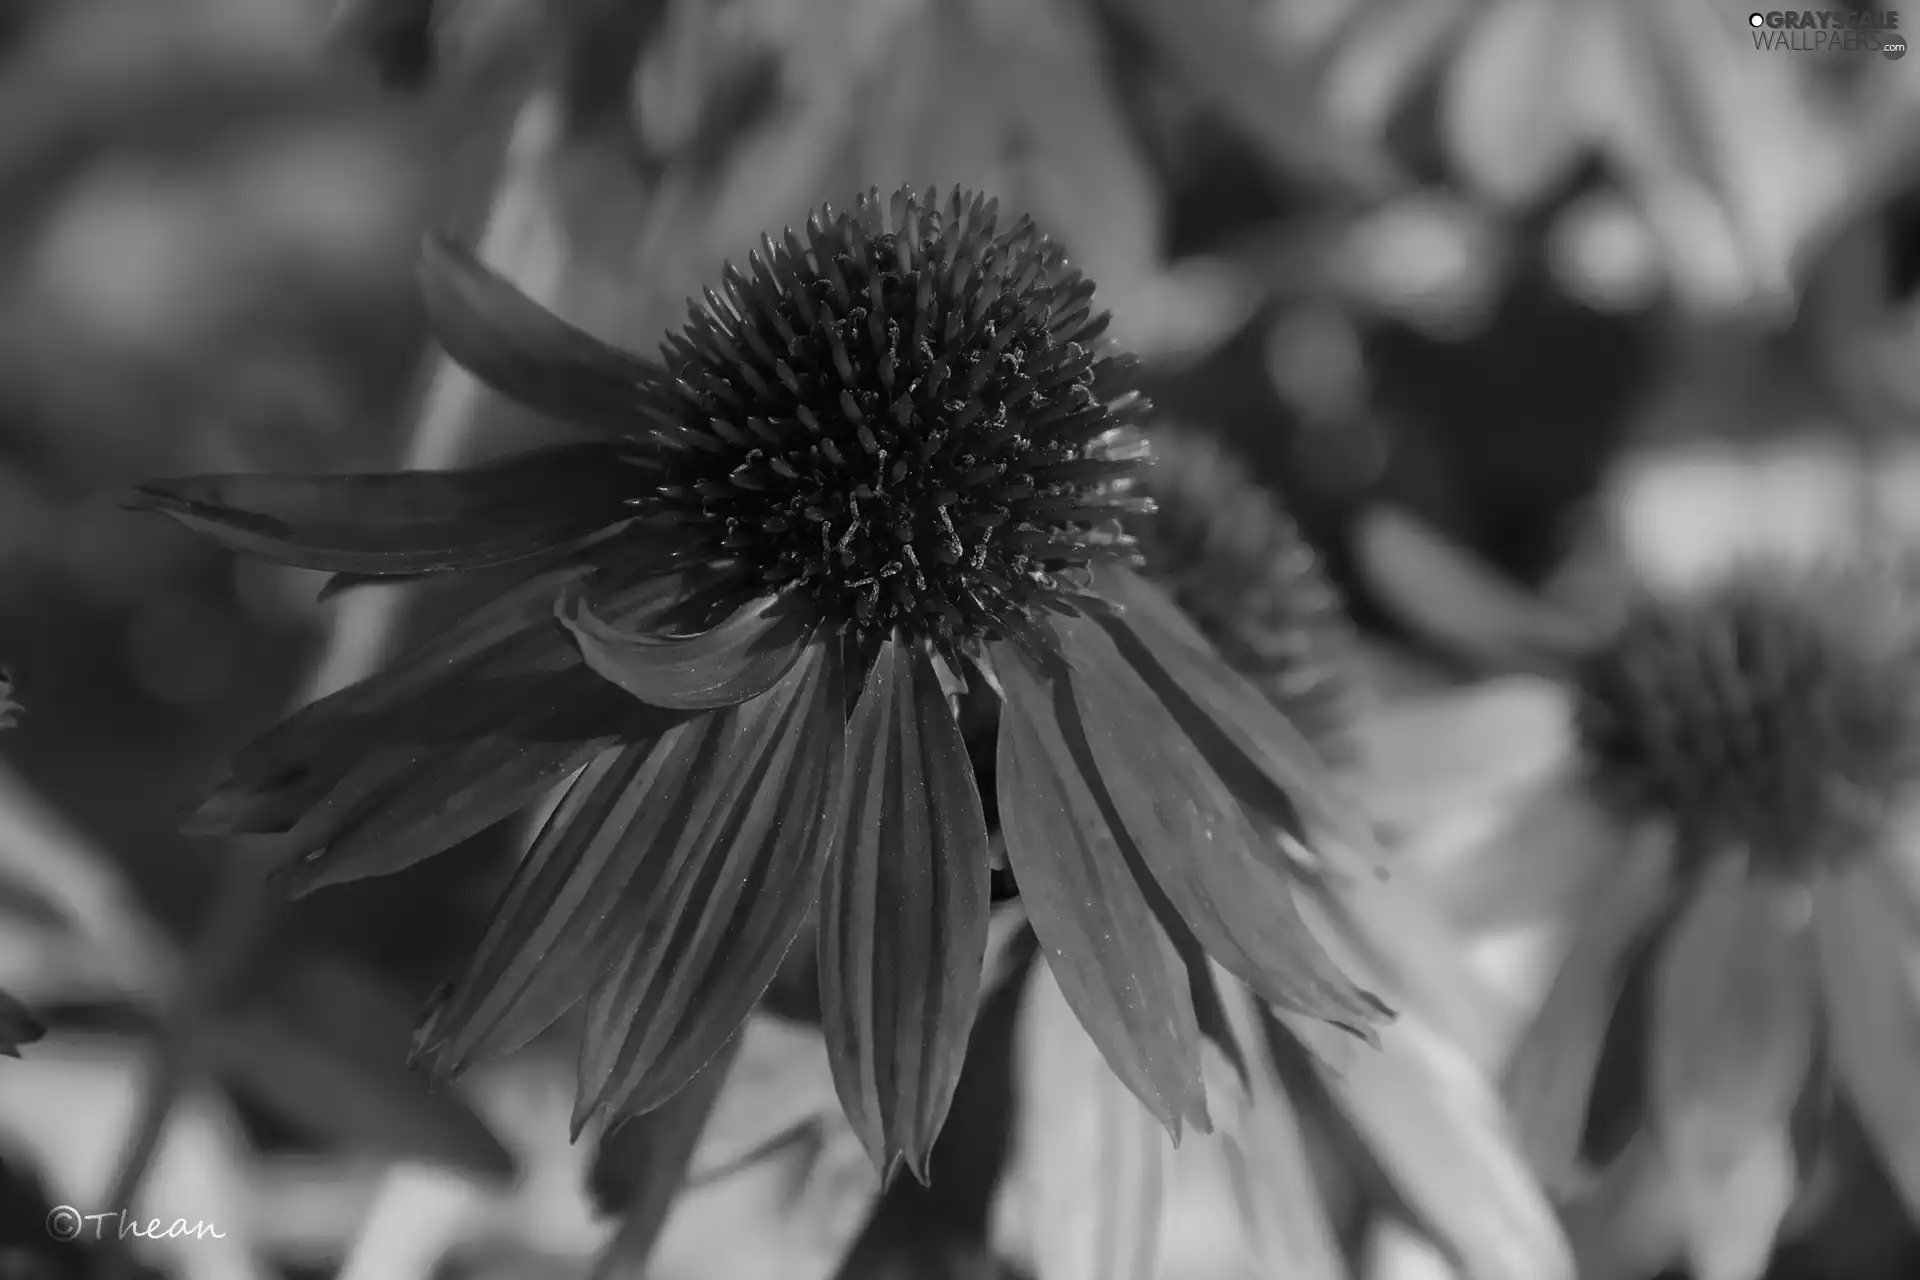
[2,0,1918,1277]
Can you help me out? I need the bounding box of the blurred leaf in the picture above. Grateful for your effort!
[210,956,515,1180]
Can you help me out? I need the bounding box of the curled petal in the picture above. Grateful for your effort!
[1813,863,1920,1217]
[993,640,1209,1139]
[419,235,669,435]
[130,443,632,574]
[1052,611,1384,1034]
[1651,853,1815,1280]
[819,636,991,1181]
[561,591,819,711]
[571,641,848,1131]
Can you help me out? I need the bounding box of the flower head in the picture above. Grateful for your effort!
[1386,557,1920,1279]
[133,187,1386,1181]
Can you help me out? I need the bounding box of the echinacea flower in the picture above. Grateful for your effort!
[809,441,1570,1280]
[132,186,1388,1180]
[1378,556,1920,1280]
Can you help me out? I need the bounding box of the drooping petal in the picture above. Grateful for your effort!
[1812,863,1920,1217]
[1088,565,1378,873]
[194,564,684,837]
[1505,825,1674,1190]
[1650,852,1815,1280]
[818,636,991,1181]
[278,666,664,896]
[560,590,820,710]
[587,1035,741,1280]
[1209,972,1345,1280]
[418,235,669,435]
[1051,611,1383,1033]
[571,640,849,1129]
[992,640,1210,1139]
[1013,960,1169,1280]
[1277,1005,1577,1280]
[129,443,633,574]
[416,729,710,1078]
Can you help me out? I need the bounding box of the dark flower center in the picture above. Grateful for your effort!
[1572,574,1920,875]
[627,187,1147,644]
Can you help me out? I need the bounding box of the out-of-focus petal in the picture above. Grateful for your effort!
[1352,504,1598,671]
[419,235,670,435]
[588,1036,742,1280]
[1089,565,1378,875]
[1650,853,1815,1280]
[0,987,43,1057]
[572,641,849,1130]
[1813,863,1920,1217]
[1278,1006,1577,1280]
[416,731,705,1077]
[561,590,820,711]
[819,636,991,1181]
[279,666,660,896]
[1878,804,1920,922]
[1506,826,1674,1189]
[1209,973,1345,1280]
[1420,771,1621,935]
[992,640,1210,1139]
[1013,961,1169,1280]
[129,443,633,574]
[1354,676,1576,835]
[1053,611,1384,1033]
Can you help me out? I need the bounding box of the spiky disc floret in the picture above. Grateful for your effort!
[1573,570,1920,875]
[1130,425,1359,766]
[627,186,1150,646]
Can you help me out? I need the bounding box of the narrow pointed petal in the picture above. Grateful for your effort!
[1051,612,1383,1033]
[1015,961,1170,1280]
[1210,974,1345,1280]
[1089,565,1378,871]
[0,987,44,1057]
[196,564,683,837]
[1812,863,1920,1217]
[130,443,632,574]
[819,636,991,1181]
[571,642,849,1128]
[992,641,1209,1138]
[1650,853,1815,1280]
[587,1035,741,1280]
[418,730,705,1077]
[1279,1006,1577,1280]
[419,235,669,435]
[561,591,820,710]
[279,667,661,896]
[1506,826,1674,1189]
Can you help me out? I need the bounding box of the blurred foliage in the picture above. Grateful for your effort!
[0,0,1917,1277]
